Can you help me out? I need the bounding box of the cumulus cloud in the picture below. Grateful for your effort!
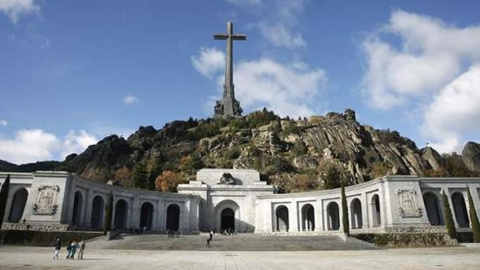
[361,10,480,153]
[122,95,139,106]
[0,0,40,23]
[61,130,97,159]
[225,0,306,49]
[234,58,326,117]
[191,47,225,77]
[0,129,60,164]
[0,129,98,164]
[192,48,327,117]
[362,10,480,109]
[0,120,7,126]
[422,65,480,153]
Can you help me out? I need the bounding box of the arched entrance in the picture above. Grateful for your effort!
[166,204,180,231]
[350,198,363,229]
[371,194,381,227]
[276,205,289,232]
[140,202,154,230]
[91,196,104,229]
[8,188,28,223]
[114,199,128,230]
[452,192,469,228]
[215,200,240,232]
[423,192,444,225]
[221,208,235,231]
[327,202,340,230]
[301,204,315,231]
[72,191,83,226]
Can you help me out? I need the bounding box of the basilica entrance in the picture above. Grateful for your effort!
[221,208,235,231]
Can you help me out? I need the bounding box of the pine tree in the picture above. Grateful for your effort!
[132,162,148,189]
[442,191,457,240]
[341,183,349,236]
[103,192,113,235]
[0,174,11,232]
[467,187,480,242]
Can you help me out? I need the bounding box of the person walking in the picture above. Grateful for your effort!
[53,238,61,260]
[68,241,78,259]
[66,241,72,259]
[209,230,213,242]
[77,239,86,260]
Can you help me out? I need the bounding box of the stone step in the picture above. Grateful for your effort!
[87,233,376,251]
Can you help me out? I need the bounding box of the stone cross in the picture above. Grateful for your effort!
[213,22,246,118]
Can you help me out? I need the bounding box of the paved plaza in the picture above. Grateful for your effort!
[0,234,480,269]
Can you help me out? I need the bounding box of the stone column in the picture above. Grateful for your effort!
[131,196,140,229]
[83,189,94,228]
[157,199,165,231]
[362,192,369,229]
[290,201,299,232]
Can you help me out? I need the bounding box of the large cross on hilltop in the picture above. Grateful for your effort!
[213,22,246,118]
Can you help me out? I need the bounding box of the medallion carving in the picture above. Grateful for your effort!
[397,189,422,218]
[33,185,60,215]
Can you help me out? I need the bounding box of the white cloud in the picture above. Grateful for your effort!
[0,0,39,23]
[362,10,480,109]
[422,65,480,153]
[225,0,261,5]
[122,95,139,106]
[0,120,7,126]
[192,48,327,117]
[191,47,225,78]
[0,129,98,164]
[225,0,306,49]
[61,130,97,159]
[0,129,59,164]
[234,58,327,117]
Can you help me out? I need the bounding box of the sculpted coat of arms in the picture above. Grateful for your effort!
[397,189,422,218]
[33,185,60,215]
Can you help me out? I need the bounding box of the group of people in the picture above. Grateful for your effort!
[53,238,86,260]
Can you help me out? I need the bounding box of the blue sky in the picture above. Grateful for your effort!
[1,0,480,164]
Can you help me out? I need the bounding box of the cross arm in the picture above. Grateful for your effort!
[232,35,247,40]
[214,34,228,40]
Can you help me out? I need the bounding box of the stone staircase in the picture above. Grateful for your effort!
[87,232,376,251]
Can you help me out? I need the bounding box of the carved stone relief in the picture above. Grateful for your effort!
[397,189,422,218]
[33,185,60,215]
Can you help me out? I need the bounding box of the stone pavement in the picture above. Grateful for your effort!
[1,245,480,269]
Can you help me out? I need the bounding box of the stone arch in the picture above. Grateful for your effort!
[423,192,444,225]
[275,205,289,232]
[350,198,363,229]
[72,191,83,226]
[215,200,240,232]
[90,196,104,229]
[371,194,381,227]
[166,203,180,231]
[140,202,154,230]
[452,192,470,228]
[327,202,340,230]
[114,199,128,230]
[8,188,28,223]
[301,204,315,231]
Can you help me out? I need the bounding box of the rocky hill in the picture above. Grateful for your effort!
[2,109,479,193]
[62,109,479,192]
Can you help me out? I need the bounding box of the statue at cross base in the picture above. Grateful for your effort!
[213,22,245,118]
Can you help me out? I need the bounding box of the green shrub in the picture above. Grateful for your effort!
[442,191,457,240]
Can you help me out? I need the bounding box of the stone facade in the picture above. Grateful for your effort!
[1,170,480,235]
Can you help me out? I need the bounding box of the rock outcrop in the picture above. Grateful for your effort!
[462,141,480,172]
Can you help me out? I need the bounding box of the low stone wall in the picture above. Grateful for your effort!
[2,222,69,232]
[0,230,103,246]
[353,232,457,247]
